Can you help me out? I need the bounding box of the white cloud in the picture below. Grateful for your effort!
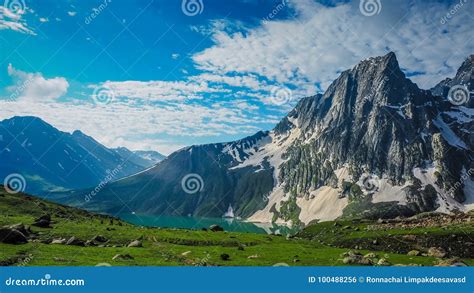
[192,0,473,90]
[7,64,69,101]
[0,6,34,35]
[67,11,76,16]
[100,80,227,101]
[39,17,49,23]
[171,53,180,59]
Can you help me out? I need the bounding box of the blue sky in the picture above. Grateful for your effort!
[0,0,472,154]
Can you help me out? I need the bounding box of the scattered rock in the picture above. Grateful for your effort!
[8,223,30,237]
[0,227,28,244]
[407,250,420,256]
[402,234,417,241]
[209,225,224,232]
[51,238,67,245]
[32,219,50,228]
[112,254,134,260]
[376,258,391,266]
[85,240,97,246]
[66,236,85,247]
[92,235,108,243]
[364,253,377,259]
[247,255,259,259]
[435,258,468,267]
[220,253,230,261]
[341,251,373,265]
[32,215,51,228]
[181,251,192,256]
[428,247,446,258]
[127,240,143,248]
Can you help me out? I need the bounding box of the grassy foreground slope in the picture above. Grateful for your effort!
[0,187,471,266]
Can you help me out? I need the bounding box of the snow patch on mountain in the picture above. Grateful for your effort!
[371,178,409,204]
[247,185,289,224]
[296,186,348,224]
[231,128,300,183]
[433,115,468,149]
[413,165,464,213]
[245,127,302,224]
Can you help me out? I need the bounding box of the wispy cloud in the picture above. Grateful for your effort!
[192,0,472,90]
[0,6,34,35]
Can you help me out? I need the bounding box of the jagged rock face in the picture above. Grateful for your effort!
[280,53,436,188]
[278,53,473,220]
[65,52,473,224]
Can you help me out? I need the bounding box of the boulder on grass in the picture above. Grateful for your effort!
[51,238,67,245]
[66,236,85,246]
[220,253,230,261]
[92,235,108,243]
[407,250,420,256]
[0,227,28,244]
[127,240,143,248]
[32,215,51,228]
[428,247,446,258]
[209,225,224,232]
[112,254,134,260]
[8,223,31,237]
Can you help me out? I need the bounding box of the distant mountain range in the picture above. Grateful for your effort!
[3,52,473,227]
[0,116,164,194]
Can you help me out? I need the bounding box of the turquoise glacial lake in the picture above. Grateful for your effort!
[117,213,297,235]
